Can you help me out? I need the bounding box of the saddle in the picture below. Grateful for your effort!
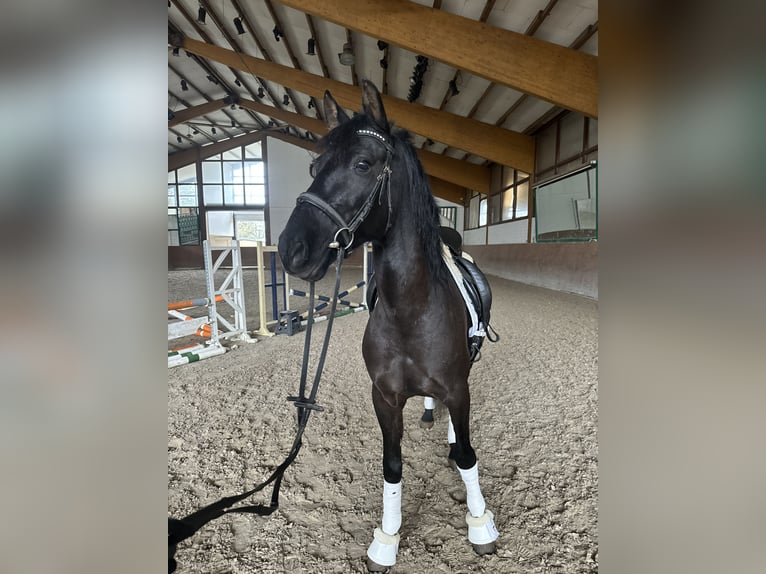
[366,227,498,362]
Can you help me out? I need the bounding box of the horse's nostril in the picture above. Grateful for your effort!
[288,239,309,268]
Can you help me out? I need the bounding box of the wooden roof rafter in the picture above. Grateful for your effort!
[171,35,535,172]
[279,0,597,118]
[441,0,558,160]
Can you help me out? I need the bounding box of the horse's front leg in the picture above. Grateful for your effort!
[445,389,500,556]
[366,384,405,572]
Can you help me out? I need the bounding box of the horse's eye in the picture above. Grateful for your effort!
[355,160,370,173]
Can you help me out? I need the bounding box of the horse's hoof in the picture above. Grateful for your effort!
[472,541,497,556]
[419,418,434,429]
[366,558,390,572]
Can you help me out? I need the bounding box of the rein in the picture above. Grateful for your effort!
[169,248,347,573]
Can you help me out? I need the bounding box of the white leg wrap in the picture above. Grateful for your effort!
[367,528,400,567]
[447,416,456,444]
[381,480,402,535]
[465,510,499,545]
[423,396,436,410]
[458,463,486,518]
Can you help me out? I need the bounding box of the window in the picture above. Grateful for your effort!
[202,141,266,207]
[465,165,530,230]
[488,193,502,224]
[168,166,200,245]
[495,167,530,223]
[438,206,457,229]
[206,210,266,247]
[467,193,481,228]
[534,162,597,242]
[168,140,267,246]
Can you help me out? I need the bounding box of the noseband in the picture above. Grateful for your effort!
[296,128,394,253]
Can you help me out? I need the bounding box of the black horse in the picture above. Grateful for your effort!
[278,81,498,571]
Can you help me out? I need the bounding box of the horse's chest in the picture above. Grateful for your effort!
[363,311,463,377]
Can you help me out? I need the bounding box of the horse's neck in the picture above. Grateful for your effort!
[372,226,439,310]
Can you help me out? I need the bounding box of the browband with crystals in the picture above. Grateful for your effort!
[356,128,395,154]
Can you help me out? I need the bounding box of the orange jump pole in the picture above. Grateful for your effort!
[167,294,224,311]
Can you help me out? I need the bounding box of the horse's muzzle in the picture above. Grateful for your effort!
[281,237,309,273]
[278,231,334,282]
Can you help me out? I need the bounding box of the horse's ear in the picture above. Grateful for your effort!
[361,80,388,133]
[323,90,349,130]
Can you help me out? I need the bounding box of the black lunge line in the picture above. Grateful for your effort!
[168,248,347,573]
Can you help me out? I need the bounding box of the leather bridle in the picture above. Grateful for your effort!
[296,128,394,254]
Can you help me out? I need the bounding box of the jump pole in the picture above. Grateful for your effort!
[300,305,367,327]
[168,344,226,367]
[168,295,224,312]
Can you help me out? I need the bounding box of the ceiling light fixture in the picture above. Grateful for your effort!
[449,78,460,97]
[180,79,188,91]
[211,127,216,134]
[379,57,388,69]
[283,94,289,106]
[307,99,314,109]
[197,6,206,25]
[234,78,241,87]
[206,74,219,85]
[307,38,316,55]
[338,43,354,66]
[257,87,264,98]
[233,17,245,35]
[177,135,182,144]
[273,26,283,42]
[377,40,388,51]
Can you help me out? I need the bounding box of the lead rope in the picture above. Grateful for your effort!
[169,248,347,573]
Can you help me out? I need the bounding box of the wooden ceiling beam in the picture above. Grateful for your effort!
[280,0,597,118]
[267,131,319,153]
[242,98,490,191]
[417,150,489,193]
[239,98,327,135]
[168,94,490,191]
[428,176,467,205]
[168,99,228,127]
[175,36,535,172]
[168,131,267,171]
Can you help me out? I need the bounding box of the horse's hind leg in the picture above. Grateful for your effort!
[366,385,405,571]
[445,393,500,556]
[419,396,436,429]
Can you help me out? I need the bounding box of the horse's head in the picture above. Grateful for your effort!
[278,80,395,281]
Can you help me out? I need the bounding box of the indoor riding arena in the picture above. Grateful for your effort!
[168,1,598,573]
